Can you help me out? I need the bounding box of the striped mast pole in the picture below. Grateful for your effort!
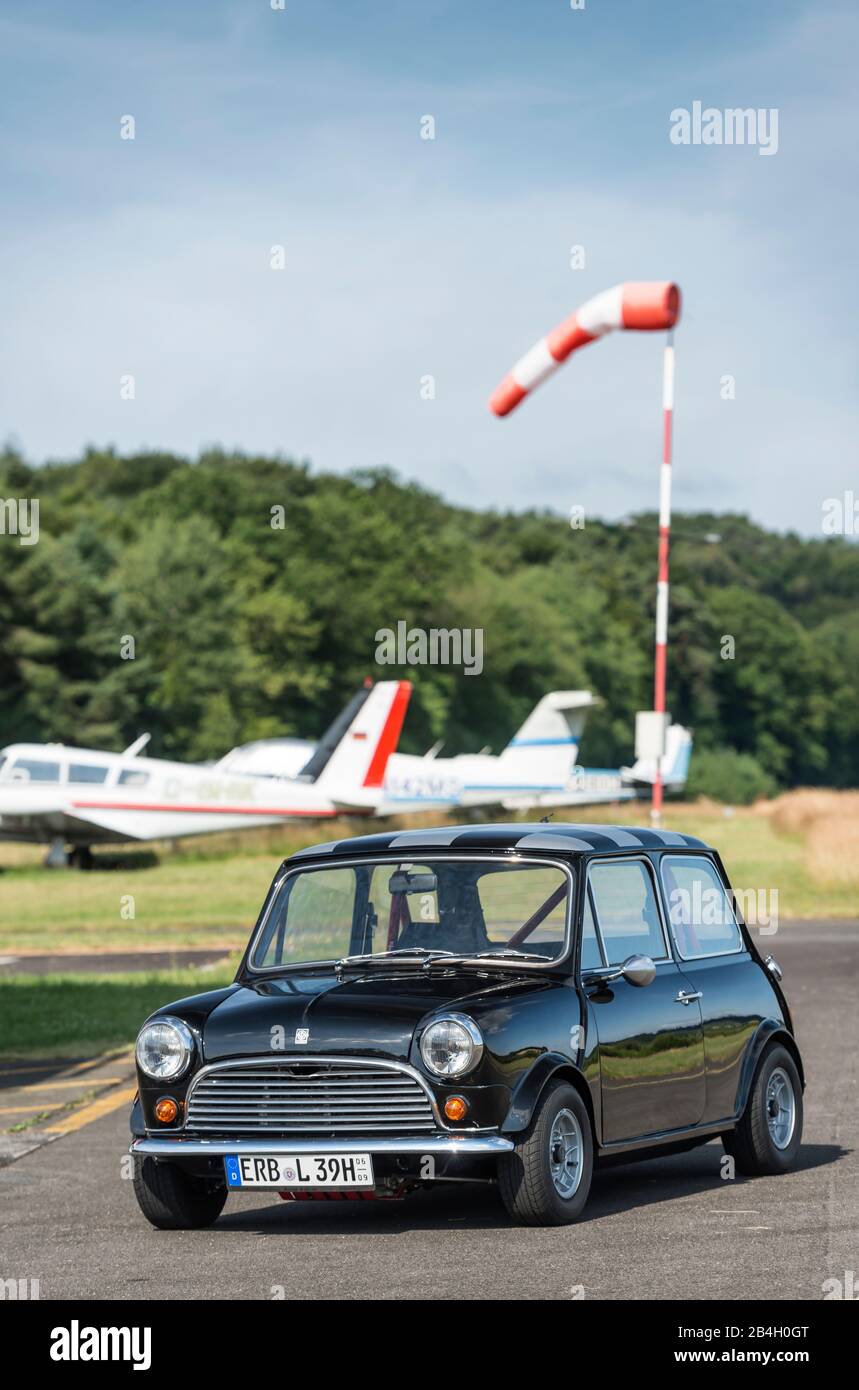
[487,280,682,821]
[652,330,675,824]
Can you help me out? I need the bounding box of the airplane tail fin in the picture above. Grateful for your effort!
[497,691,600,786]
[624,724,693,788]
[309,681,412,798]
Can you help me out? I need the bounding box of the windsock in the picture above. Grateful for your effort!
[489,281,681,416]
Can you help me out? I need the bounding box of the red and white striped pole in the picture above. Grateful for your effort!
[652,331,675,824]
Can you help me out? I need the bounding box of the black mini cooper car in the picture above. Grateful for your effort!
[130,823,804,1228]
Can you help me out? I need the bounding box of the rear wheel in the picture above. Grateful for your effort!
[133,1157,227,1230]
[498,1081,593,1226]
[722,1044,803,1176]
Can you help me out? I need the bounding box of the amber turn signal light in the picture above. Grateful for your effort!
[444,1095,468,1122]
[154,1097,179,1124]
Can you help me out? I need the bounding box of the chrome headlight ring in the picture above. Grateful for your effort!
[135,1015,196,1082]
[419,1012,484,1079]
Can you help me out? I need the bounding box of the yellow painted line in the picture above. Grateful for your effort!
[46,1084,138,1136]
[14,1076,123,1093]
[0,1052,131,1078]
[0,1105,57,1114]
[0,1063,68,1075]
[67,1053,133,1077]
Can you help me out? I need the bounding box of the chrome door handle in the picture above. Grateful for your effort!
[675,989,702,1005]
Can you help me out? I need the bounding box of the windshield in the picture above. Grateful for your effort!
[251,858,572,970]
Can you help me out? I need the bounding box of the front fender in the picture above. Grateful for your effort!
[500,1051,590,1134]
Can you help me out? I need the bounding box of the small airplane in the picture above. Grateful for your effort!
[0,681,411,867]
[0,681,692,867]
[224,690,693,815]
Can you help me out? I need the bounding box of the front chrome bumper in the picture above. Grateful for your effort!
[130,1134,513,1158]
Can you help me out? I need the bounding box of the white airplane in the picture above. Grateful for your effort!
[0,680,411,867]
[223,690,693,815]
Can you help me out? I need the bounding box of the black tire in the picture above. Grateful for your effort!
[722,1044,803,1176]
[498,1081,593,1226]
[133,1157,227,1230]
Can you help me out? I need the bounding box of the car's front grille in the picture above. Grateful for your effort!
[184,1058,438,1135]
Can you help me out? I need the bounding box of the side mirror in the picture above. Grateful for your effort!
[583,954,656,989]
[621,954,656,988]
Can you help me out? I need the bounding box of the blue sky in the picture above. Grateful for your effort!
[0,0,855,532]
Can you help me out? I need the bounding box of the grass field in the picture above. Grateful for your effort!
[0,964,238,1060]
[0,797,856,958]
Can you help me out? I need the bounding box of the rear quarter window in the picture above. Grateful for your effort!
[660,855,744,958]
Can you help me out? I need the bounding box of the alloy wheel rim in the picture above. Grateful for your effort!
[549,1108,584,1198]
[765,1066,796,1150]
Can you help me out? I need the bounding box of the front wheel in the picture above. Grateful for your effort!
[498,1081,593,1226]
[722,1044,803,1176]
[133,1157,227,1230]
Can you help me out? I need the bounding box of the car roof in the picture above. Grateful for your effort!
[288,822,710,863]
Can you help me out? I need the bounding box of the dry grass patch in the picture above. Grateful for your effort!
[805,816,859,888]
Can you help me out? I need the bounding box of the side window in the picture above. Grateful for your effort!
[588,860,667,965]
[580,890,603,970]
[9,759,61,783]
[660,855,743,959]
[118,768,149,787]
[69,764,109,785]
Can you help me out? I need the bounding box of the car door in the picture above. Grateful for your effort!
[657,852,776,1125]
[583,856,706,1144]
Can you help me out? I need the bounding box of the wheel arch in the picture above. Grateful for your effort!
[735,1021,805,1120]
[500,1052,596,1139]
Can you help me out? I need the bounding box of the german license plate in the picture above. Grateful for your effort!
[224,1152,374,1189]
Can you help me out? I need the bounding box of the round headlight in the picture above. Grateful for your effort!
[135,1016,195,1081]
[420,1013,483,1078]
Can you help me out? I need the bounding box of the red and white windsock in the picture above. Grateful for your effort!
[488,281,681,417]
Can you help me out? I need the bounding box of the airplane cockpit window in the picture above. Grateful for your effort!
[69,764,109,785]
[118,769,149,787]
[9,758,62,783]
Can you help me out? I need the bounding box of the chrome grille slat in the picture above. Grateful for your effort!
[198,1078,416,1089]
[184,1058,438,1136]
[189,1106,430,1117]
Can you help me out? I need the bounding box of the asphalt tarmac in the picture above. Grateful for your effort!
[0,922,856,1301]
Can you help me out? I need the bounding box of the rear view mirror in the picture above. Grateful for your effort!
[388,871,438,895]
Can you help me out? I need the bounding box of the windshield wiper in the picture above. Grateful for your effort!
[335,947,455,972]
[424,948,554,969]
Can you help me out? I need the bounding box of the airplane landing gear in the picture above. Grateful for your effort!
[44,840,94,869]
[45,838,68,868]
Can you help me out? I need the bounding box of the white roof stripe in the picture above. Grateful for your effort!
[387,829,462,848]
[516,832,595,852]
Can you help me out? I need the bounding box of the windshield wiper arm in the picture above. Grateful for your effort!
[335,947,455,971]
[425,948,553,969]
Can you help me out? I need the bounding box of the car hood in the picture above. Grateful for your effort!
[201,967,559,1063]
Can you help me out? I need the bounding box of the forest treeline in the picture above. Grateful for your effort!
[1,447,857,798]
